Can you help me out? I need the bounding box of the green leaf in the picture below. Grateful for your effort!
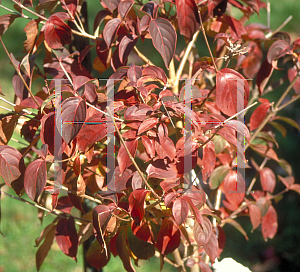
[274,116,300,131]
[209,165,231,189]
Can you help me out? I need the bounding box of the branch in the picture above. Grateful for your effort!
[133,46,155,66]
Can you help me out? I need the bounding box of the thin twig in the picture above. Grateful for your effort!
[133,46,155,66]
[106,107,161,199]
[265,15,293,39]
[173,30,200,94]
[1,190,89,225]
[11,0,47,21]
[246,157,268,194]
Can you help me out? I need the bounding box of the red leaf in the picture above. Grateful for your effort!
[117,138,138,173]
[24,159,47,201]
[103,18,122,48]
[61,0,78,17]
[193,216,213,246]
[261,205,278,241]
[223,14,246,39]
[288,66,300,94]
[242,42,263,78]
[23,19,39,53]
[224,120,250,143]
[119,34,138,64]
[146,159,178,179]
[56,196,74,214]
[278,175,294,188]
[0,146,22,186]
[216,68,249,116]
[156,218,181,255]
[224,170,245,206]
[55,217,78,260]
[256,58,274,94]
[0,114,19,145]
[240,0,260,14]
[172,197,189,225]
[290,184,300,194]
[160,178,180,192]
[175,0,200,40]
[61,97,86,144]
[259,167,276,193]
[138,117,159,135]
[15,96,43,111]
[131,221,152,243]
[248,203,261,231]
[44,13,71,49]
[102,0,121,13]
[149,18,177,69]
[0,14,19,36]
[141,136,155,158]
[129,189,149,226]
[76,107,106,151]
[250,100,271,131]
[202,141,216,183]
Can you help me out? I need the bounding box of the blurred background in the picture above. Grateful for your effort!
[0,0,300,271]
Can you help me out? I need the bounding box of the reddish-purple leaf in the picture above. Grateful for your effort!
[172,197,189,225]
[107,167,133,192]
[12,71,29,101]
[132,171,144,190]
[259,167,276,193]
[56,196,74,214]
[124,104,153,121]
[175,0,200,40]
[146,159,178,179]
[261,205,277,241]
[0,146,22,186]
[156,218,181,255]
[86,239,110,270]
[93,205,113,246]
[242,41,263,78]
[118,0,133,19]
[156,136,176,161]
[149,18,177,69]
[223,14,246,39]
[290,184,300,194]
[61,96,86,144]
[248,203,261,231]
[216,68,249,116]
[55,217,78,260]
[36,221,56,271]
[129,189,149,225]
[0,14,19,36]
[103,18,122,48]
[44,14,71,49]
[202,141,216,183]
[117,138,138,173]
[241,0,260,14]
[127,64,142,83]
[119,34,138,64]
[40,112,66,156]
[32,144,48,160]
[203,231,219,263]
[24,159,47,201]
[250,99,271,131]
[193,216,213,246]
[102,0,121,13]
[142,65,167,84]
[15,96,43,111]
[267,40,290,69]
